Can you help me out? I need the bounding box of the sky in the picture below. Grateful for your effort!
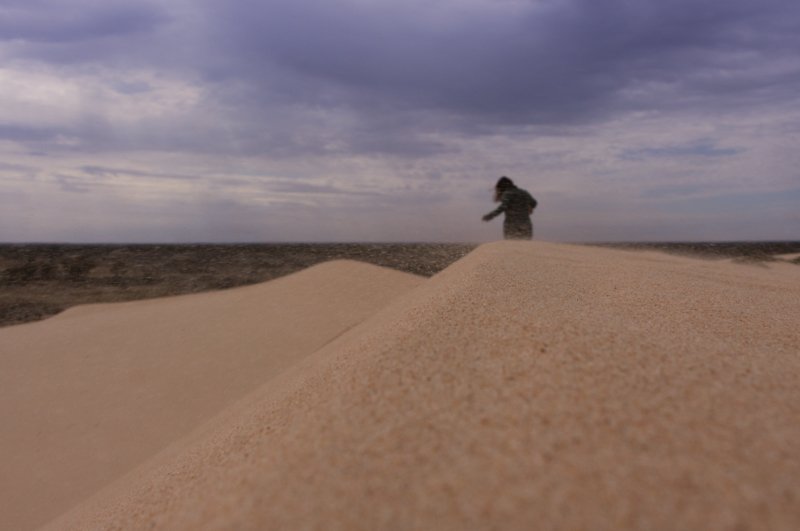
[1,0,799,243]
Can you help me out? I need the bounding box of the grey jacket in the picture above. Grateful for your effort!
[484,188,537,223]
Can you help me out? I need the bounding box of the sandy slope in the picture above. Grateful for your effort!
[37,241,800,531]
[0,260,423,531]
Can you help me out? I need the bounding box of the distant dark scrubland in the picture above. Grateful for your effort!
[596,241,800,263]
[0,244,476,327]
[1,241,798,328]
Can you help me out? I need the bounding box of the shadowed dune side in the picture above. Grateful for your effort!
[43,241,800,531]
[0,260,423,531]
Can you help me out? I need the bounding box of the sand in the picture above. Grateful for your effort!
[775,252,800,262]
[0,260,423,531]
[3,241,799,530]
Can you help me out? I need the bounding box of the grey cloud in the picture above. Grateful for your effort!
[0,124,64,143]
[0,161,36,173]
[145,0,800,161]
[80,165,200,181]
[264,180,377,196]
[5,0,800,163]
[205,0,800,124]
[0,1,167,44]
[260,178,449,210]
[1,0,172,67]
[621,140,744,161]
[55,174,92,194]
[0,121,123,155]
[345,123,457,158]
[640,184,708,199]
[111,80,154,94]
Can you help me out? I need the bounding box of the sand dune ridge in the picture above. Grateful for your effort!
[38,241,800,531]
[1,260,422,531]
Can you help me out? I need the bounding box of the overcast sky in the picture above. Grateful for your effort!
[1,0,799,242]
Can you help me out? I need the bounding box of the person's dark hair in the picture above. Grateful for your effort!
[496,176,515,191]
[494,176,515,202]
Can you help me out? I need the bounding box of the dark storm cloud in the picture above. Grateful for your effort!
[4,0,800,161]
[0,0,167,44]
[205,0,800,125]
[0,0,172,67]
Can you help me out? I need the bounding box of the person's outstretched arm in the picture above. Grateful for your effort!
[482,196,508,221]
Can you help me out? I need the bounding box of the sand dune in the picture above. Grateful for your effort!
[9,242,800,530]
[0,260,423,531]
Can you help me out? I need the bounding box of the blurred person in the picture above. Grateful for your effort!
[482,176,538,240]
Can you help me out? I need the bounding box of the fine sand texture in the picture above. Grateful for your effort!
[0,261,423,531]
[10,241,800,530]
